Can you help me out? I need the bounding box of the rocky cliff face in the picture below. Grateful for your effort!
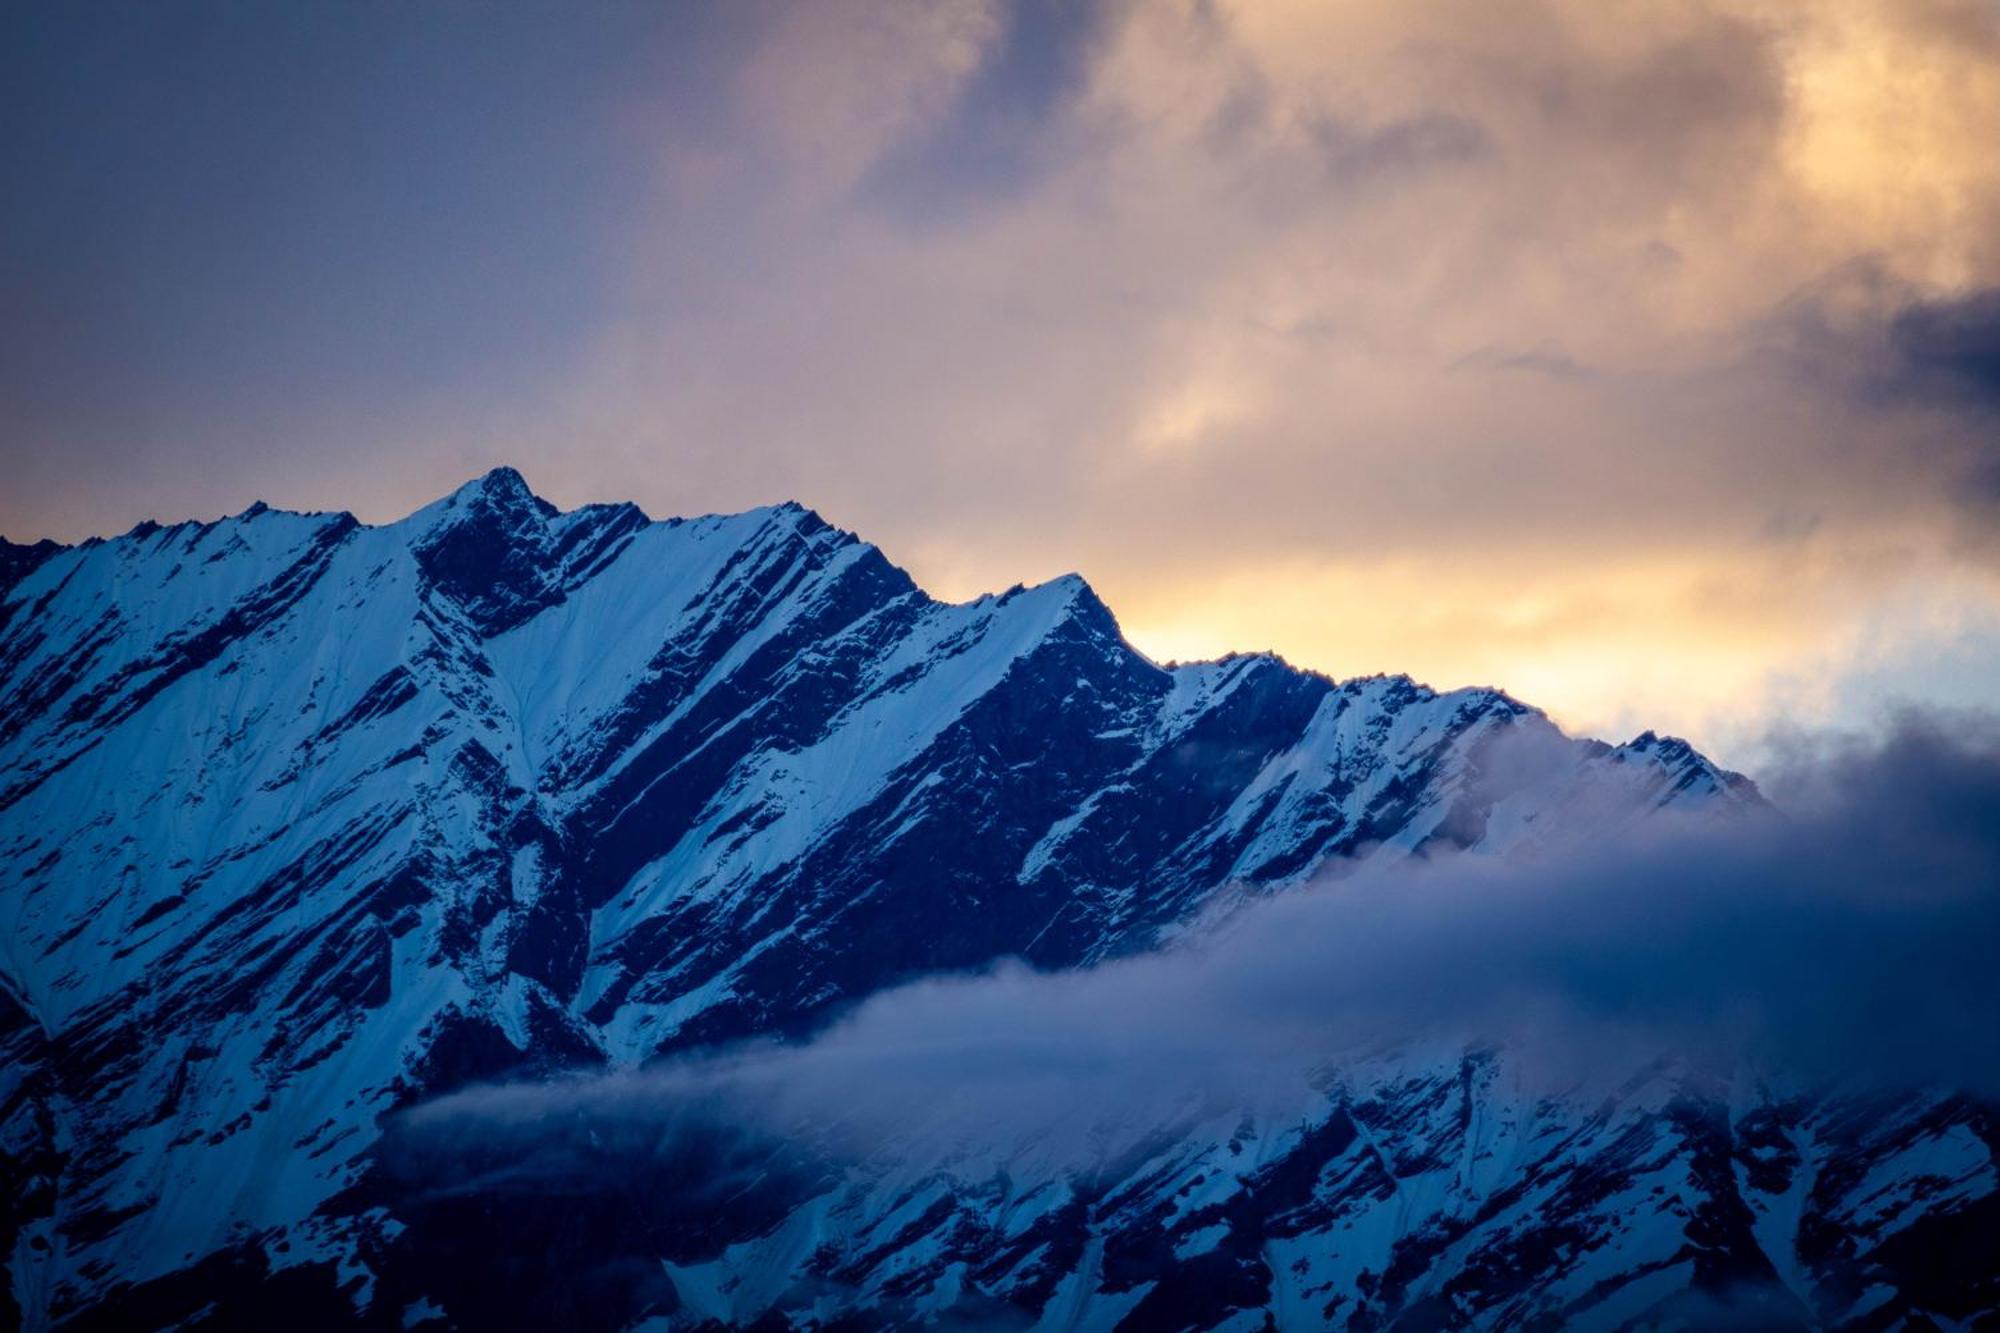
[3,470,1985,1331]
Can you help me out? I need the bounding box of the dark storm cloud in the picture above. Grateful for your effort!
[1763,268,2000,523]
[405,711,2000,1173]
[1892,287,2000,412]
[1784,270,2000,418]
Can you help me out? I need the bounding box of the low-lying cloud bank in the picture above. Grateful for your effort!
[399,710,2000,1177]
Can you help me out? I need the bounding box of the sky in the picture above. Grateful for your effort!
[6,0,2000,769]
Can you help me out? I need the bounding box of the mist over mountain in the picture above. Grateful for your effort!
[1,471,1992,1330]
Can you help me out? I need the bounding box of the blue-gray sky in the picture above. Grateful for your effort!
[7,0,2000,764]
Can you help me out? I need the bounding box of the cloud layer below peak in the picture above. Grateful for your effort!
[403,710,2000,1181]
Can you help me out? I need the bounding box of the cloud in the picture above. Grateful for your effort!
[10,0,2000,753]
[860,0,1121,222]
[1891,287,2000,412]
[399,710,2000,1183]
[523,0,2000,751]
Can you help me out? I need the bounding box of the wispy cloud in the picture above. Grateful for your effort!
[397,710,2000,1185]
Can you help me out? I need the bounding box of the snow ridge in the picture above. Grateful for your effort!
[3,470,1978,1331]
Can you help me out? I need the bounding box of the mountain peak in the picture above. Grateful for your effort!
[398,467,557,546]
[1049,571,1124,637]
[758,499,847,543]
[0,536,66,597]
[408,469,566,633]
[446,465,553,516]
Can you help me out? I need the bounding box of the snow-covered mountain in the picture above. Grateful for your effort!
[0,469,1988,1330]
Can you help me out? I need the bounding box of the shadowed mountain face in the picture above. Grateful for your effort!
[1,470,1987,1330]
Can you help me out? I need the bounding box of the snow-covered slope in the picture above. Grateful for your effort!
[1,469,1982,1330]
[574,1050,1993,1333]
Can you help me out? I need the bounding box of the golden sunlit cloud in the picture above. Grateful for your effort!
[1108,545,2000,757]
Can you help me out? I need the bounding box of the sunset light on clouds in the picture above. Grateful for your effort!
[8,0,2000,764]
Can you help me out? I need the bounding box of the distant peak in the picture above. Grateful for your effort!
[1216,648,1291,669]
[1621,729,1697,760]
[1007,571,1124,639]
[772,499,825,528]
[0,534,67,596]
[993,570,1090,604]
[462,465,544,508]
[763,500,838,537]
[410,467,558,533]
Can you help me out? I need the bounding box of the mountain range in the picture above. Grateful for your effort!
[1,469,1990,1330]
